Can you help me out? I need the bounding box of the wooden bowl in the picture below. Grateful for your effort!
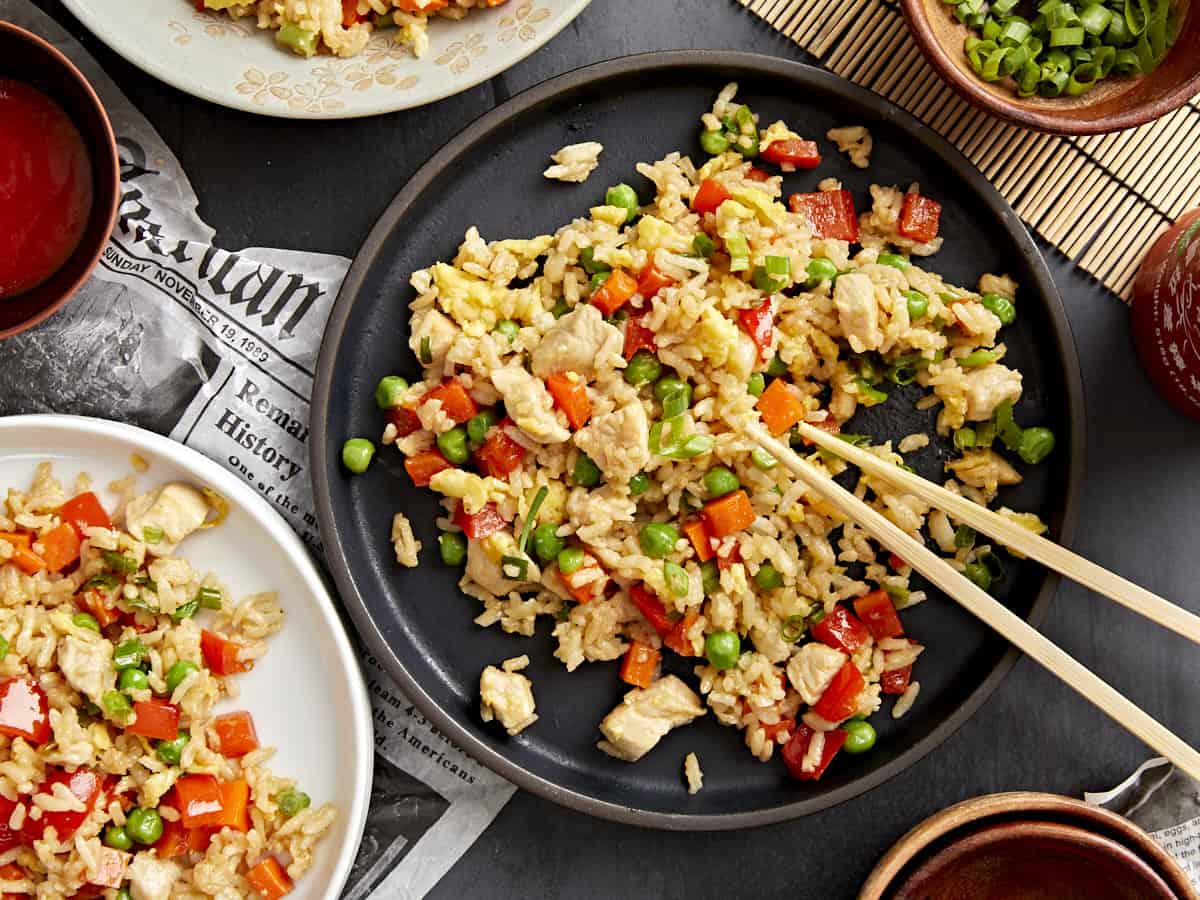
[0,21,120,339]
[900,0,1200,134]
[860,792,1200,900]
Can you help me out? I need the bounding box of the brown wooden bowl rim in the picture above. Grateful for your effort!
[899,0,1200,134]
[0,20,120,340]
[858,791,1200,899]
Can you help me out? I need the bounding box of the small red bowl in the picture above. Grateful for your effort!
[0,21,119,340]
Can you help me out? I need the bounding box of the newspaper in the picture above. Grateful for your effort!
[0,3,516,896]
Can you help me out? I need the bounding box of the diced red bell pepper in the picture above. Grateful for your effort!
[544,374,592,430]
[898,192,942,244]
[0,795,26,853]
[247,856,293,900]
[702,490,757,538]
[888,552,908,571]
[760,717,794,742]
[59,492,112,537]
[663,612,700,657]
[761,138,822,169]
[153,818,189,859]
[452,503,507,541]
[561,554,607,604]
[590,270,638,317]
[421,379,478,424]
[622,314,657,361]
[853,589,905,640]
[0,677,50,745]
[212,711,260,758]
[404,449,453,487]
[201,629,253,676]
[796,414,841,446]
[716,544,742,572]
[737,298,774,359]
[619,642,660,689]
[812,661,866,722]
[176,774,225,829]
[745,166,772,182]
[0,863,26,899]
[881,665,913,696]
[39,523,80,573]
[811,605,871,655]
[76,588,120,629]
[387,405,422,438]
[127,698,181,742]
[636,262,674,300]
[341,0,365,26]
[788,190,860,242]
[629,584,674,637]
[88,847,130,889]
[22,768,103,841]
[782,724,849,781]
[682,518,714,562]
[474,427,526,478]
[692,179,731,216]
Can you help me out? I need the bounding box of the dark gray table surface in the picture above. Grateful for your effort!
[28,0,1200,896]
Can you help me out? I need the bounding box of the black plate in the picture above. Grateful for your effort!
[312,52,1085,829]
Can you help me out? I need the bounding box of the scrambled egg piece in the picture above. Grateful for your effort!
[431,263,541,334]
[715,198,754,240]
[730,186,786,226]
[760,120,804,151]
[590,205,630,227]
[636,216,691,255]
[428,469,508,515]
[493,235,554,262]
[691,305,740,367]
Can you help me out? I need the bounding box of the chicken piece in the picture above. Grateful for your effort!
[57,635,115,706]
[961,363,1023,421]
[124,483,210,555]
[597,675,705,762]
[978,272,1018,299]
[946,449,1022,495]
[833,273,883,353]
[543,141,603,183]
[127,855,180,900]
[827,125,873,169]
[572,403,651,483]
[479,664,538,735]
[726,330,760,382]
[409,308,459,372]
[950,301,1002,345]
[530,304,624,379]
[786,642,847,706]
[490,366,571,444]
[464,531,540,595]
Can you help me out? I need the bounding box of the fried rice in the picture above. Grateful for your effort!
[374,83,1054,784]
[0,464,333,897]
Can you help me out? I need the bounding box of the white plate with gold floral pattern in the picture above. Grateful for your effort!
[58,0,591,118]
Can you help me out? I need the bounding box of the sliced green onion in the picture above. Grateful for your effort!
[171,600,199,623]
[995,401,1024,450]
[102,691,133,724]
[141,526,165,544]
[517,486,549,556]
[884,584,910,606]
[419,336,433,365]
[1080,3,1114,33]
[0,636,8,661]
[1039,69,1071,96]
[958,348,1002,367]
[1000,18,1033,43]
[954,427,977,450]
[102,550,138,575]
[1067,62,1102,93]
[725,235,751,272]
[500,555,529,581]
[751,448,778,470]
[1049,25,1086,44]
[84,573,119,592]
[854,379,888,407]
[976,421,997,448]
[780,614,807,643]
[692,234,716,259]
[197,585,223,610]
[955,524,977,549]
[1125,0,1149,34]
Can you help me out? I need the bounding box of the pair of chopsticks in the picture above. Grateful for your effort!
[742,420,1200,781]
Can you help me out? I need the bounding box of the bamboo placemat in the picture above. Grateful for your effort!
[738,0,1200,299]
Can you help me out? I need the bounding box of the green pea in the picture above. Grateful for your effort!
[805,258,839,286]
[954,427,977,451]
[125,807,164,845]
[438,532,467,566]
[605,183,640,223]
[663,561,690,598]
[1018,427,1055,464]
[901,290,928,322]
[766,354,788,377]
[877,252,910,270]
[72,613,99,633]
[531,523,565,563]
[579,246,608,275]
[119,668,149,693]
[638,522,680,559]
[155,730,190,766]
[275,21,318,56]
[981,293,1016,325]
[557,547,585,575]
[842,719,877,754]
[751,448,777,470]
[624,350,662,387]
[374,375,409,409]
[494,319,520,343]
[692,234,716,259]
[275,788,311,817]
[628,473,650,496]
[754,563,784,590]
[466,410,499,446]
[705,630,741,669]
[653,376,692,418]
[955,525,977,549]
[747,373,766,397]
[103,824,132,851]
[700,560,720,595]
[164,660,199,695]
[552,299,571,319]
[703,466,741,498]
[436,427,470,465]
[963,561,993,592]
[341,438,375,474]
[699,129,730,155]
[572,453,602,487]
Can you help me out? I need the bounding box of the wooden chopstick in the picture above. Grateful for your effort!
[793,420,1200,646]
[744,422,1200,782]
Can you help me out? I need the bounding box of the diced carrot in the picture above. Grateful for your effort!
[692,179,731,216]
[247,856,293,900]
[126,699,180,742]
[59,492,112,536]
[38,523,80,574]
[212,711,260,758]
[619,642,660,689]
[636,262,674,300]
[590,270,638,317]
[622,313,656,361]
[175,774,225,829]
[341,0,361,26]
[87,847,130,888]
[394,0,448,10]
[77,589,120,628]
[702,490,756,539]
[421,379,478,424]
[682,518,714,562]
[545,374,592,430]
[663,612,699,656]
[212,779,251,831]
[755,377,806,436]
[561,554,607,603]
[201,629,253,676]
[404,449,452,487]
[0,533,44,576]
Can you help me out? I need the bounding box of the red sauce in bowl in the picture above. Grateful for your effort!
[0,77,93,300]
